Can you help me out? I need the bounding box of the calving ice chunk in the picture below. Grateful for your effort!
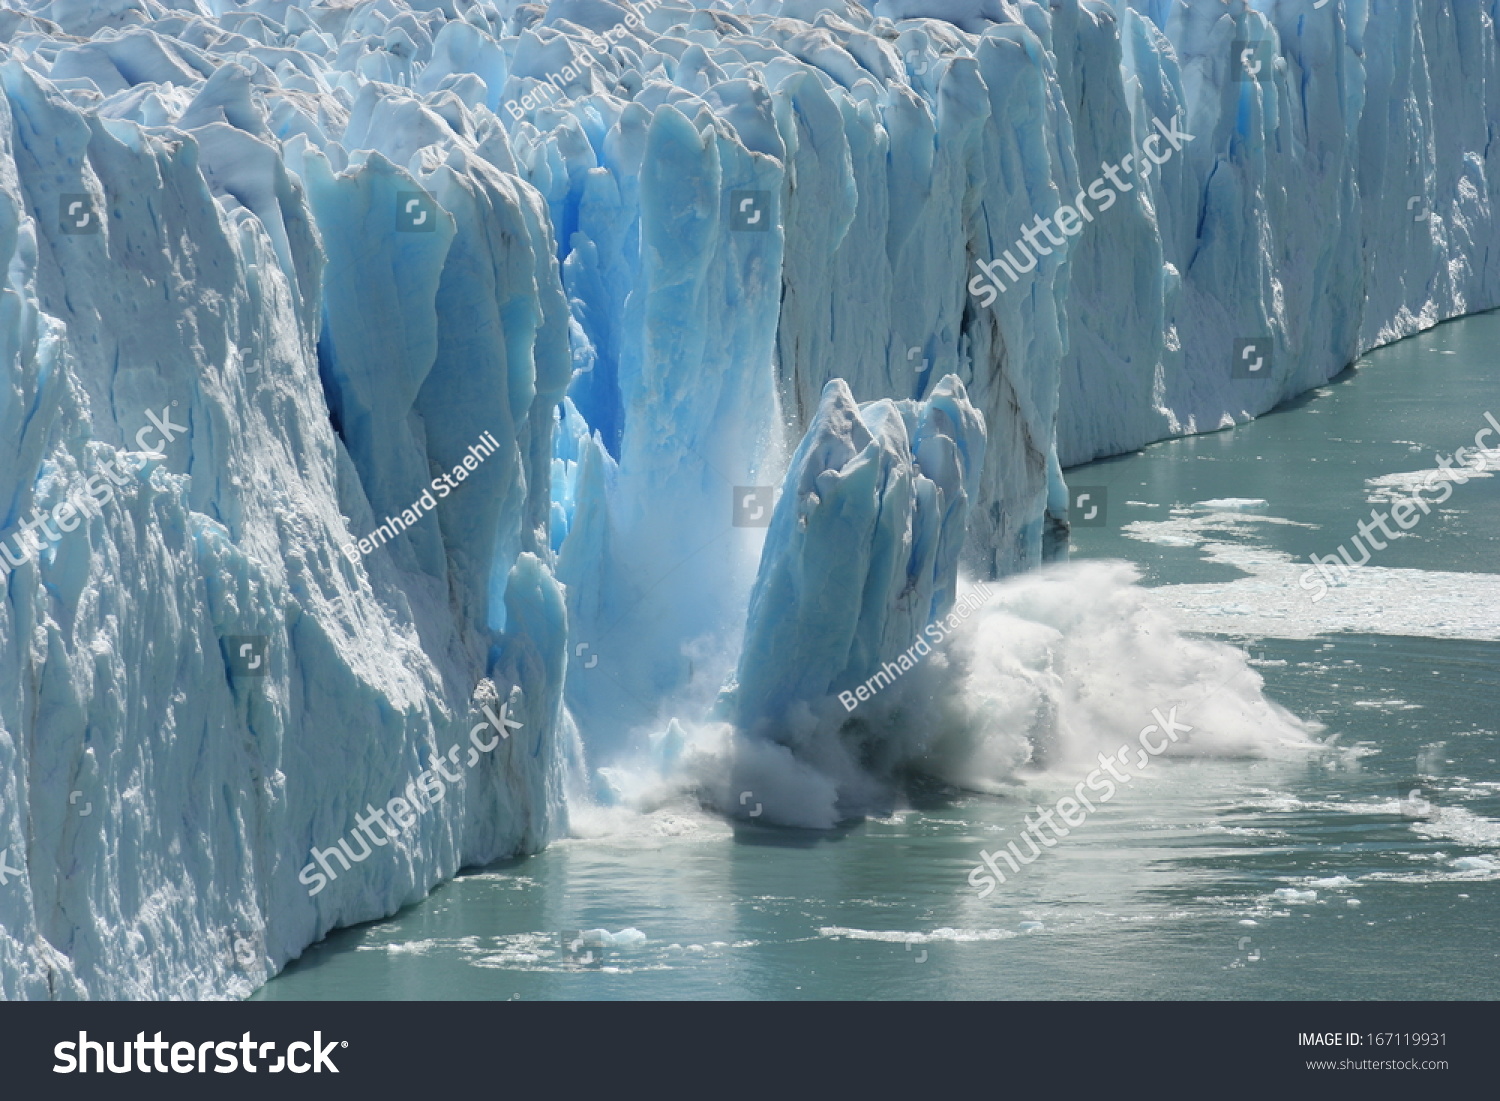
[731,376,986,739]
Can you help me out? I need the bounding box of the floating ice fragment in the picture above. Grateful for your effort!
[1450,856,1497,873]
[1273,888,1317,903]
[578,927,647,948]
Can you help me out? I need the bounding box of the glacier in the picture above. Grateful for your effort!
[0,0,1496,998]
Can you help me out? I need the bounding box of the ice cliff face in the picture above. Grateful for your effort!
[0,0,1496,997]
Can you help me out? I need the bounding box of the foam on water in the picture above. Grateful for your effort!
[1121,507,1500,641]
[1364,450,1500,504]
[572,561,1317,830]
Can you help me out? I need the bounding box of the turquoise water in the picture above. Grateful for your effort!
[258,315,1500,1001]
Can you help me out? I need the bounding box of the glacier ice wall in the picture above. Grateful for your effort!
[0,0,1496,997]
[0,6,578,999]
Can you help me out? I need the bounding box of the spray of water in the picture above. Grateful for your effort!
[571,560,1320,831]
